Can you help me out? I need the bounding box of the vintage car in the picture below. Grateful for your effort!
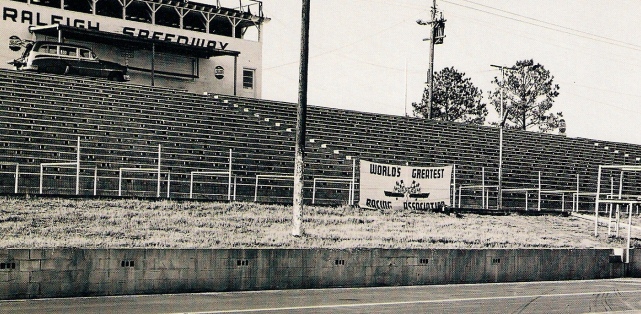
[8,41,130,82]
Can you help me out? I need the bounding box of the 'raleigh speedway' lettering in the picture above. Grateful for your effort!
[3,7,99,30]
[123,27,229,50]
[2,7,230,50]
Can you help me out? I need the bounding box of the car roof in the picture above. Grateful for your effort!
[33,41,91,50]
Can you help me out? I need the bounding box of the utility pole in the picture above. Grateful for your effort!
[427,0,436,119]
[417,0,445,119]
[490,64,515,211]
[293,0,311,237]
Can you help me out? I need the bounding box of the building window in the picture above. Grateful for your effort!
[243,69,255,89]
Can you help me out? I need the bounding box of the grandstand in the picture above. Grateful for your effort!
[1,68,641,209]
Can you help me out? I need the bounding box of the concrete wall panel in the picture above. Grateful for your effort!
[0,248,634,299]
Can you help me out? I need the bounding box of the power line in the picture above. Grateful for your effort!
[441,0,641,53]
[264,17,412,70]
[557,80,641,99]
[461,0,641,50]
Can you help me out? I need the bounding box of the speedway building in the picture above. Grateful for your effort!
[1,0,265,97]
[1,0,641,211]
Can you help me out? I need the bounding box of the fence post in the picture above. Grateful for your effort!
[39,164,43,194]
[312,178,317,204]
[254,175,259,202]
[228,149,233,201]
[93,166,97,196]
[190,172,194,199]
[481,167,485,209]
[538,171,541,211]
[608,177,614,236]
[157,144,161,198]
[351,158,356,206]
[76,136,80,195]
[234,175,237,201]
[14,164,19,194]
[627,202,633,263]
[453,164,457,208]
[575,174,579,212]
[594,166,602,236]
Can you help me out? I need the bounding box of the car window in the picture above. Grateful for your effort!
[80,49,92,58]
[40,45,57,54]
[60,46,77,57]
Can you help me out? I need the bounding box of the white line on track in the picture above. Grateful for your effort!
[169,289,641,314]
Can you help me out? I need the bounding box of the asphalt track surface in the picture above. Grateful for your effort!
[3,278,641,313]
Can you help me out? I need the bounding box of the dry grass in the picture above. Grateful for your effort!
[0,197,636,249]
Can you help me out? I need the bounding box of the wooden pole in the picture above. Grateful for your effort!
[426,0,436,119]
[292,0,311,237]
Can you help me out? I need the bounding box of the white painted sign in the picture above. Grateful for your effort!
[359,160,452,210]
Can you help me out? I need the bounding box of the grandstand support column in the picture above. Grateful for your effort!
[595,165,602,236]
[151,43,156,86]
[293,0,311,237]
[234,56,238,96]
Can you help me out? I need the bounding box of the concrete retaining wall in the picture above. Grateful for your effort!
[0,248,627,299]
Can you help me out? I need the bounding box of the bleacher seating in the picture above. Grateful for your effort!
[0,68,640,208]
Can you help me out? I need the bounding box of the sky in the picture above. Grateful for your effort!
[227,1,641,146]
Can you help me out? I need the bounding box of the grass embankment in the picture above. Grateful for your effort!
[0,197,636,249]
